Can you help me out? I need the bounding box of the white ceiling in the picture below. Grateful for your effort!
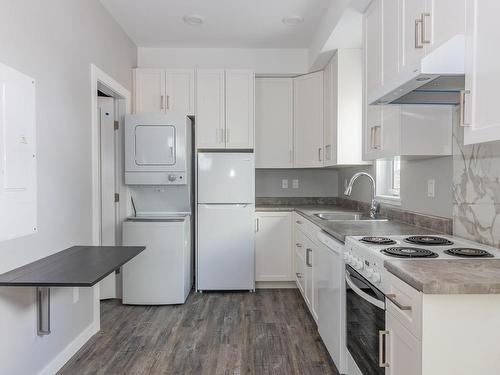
[100,0,332,48]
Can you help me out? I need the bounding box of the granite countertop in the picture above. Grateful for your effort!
[385,259,500,294]
[256,204,438,243]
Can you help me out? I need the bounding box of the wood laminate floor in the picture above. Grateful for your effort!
[59,289,339,375]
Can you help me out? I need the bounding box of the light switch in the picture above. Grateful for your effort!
[281,179,288,189]
[427,179,435,198]
[292,179,299,189]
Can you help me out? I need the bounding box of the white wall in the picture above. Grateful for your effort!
[256,169,338,197]
[138,47,309,75]
[337,156,453,218]
[0,1,136,374]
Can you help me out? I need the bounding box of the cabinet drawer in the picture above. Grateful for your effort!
[386,272,422,339]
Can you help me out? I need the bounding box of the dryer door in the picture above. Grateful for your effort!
[135,125,175,166]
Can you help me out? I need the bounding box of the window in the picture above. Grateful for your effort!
[376,156,401,203]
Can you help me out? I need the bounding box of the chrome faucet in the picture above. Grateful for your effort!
[344,172,380,218]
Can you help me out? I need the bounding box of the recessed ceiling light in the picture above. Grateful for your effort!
[282,16,304,26]
[183,15,204,26]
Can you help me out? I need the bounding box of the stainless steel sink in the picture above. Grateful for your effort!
[313,212,389,222]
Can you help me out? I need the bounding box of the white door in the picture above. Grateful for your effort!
[463,0,500,144]
[225,70,254,149]
[98,97,117,299]
[364,0,383,102]
[293,72,324,168]
[197,204,255,290]
[386,312,422,375]
[254,212,292,282]
[197,153,255,204]
[255,78,293,168]
[133,69,165,113]
[196,69,225,148]
[165,69,195,115]
[400,0,426,75]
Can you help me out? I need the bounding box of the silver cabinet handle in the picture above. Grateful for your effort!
[255,218,259,232]
[306,248,312,267]
[296,220,303,225]
[421,13,431,44]
[379,330,390,368]
[166,95,170,109]
[386,294,412,311]
[415,19,424,49]
[371,126,381,150]
[169,146,174,158]
[160,95,165,110]
[460,90,471,127]
[296,243,303,248]
[296,272,303,279]
[318,147,322,162]
[370,127,375,150]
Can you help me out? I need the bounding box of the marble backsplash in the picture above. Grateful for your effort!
[453,121,500,248]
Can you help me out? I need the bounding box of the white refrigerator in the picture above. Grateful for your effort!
[197,152,255,291]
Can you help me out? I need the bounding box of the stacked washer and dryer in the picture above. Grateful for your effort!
[121,113,193,305]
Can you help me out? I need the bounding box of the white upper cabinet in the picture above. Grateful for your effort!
[225,69,255,149]
[133,69,166,113]
[363,104,453,161]
[293,71,324,168]
[400,0,426,76]
[463,0,500,144]
[133,68,194,115]
[255,78,293,168]
[364,0,383,100]
[166,69,195,115]
[324,49,366,166]
[196,69,254,149]
[196,69,226,148]
[425,0,466,54]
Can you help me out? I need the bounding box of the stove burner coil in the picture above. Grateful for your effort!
[444,248,494,258]
[360,237,396,245]
[381,247,439,258]
[404,236,453,246]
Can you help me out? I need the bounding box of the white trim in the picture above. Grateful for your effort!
[376,194,402,207]
[37,322,98,375]
[90,64,131,247]
[256,281,298,289]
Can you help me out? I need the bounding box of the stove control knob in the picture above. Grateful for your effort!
[354,258,364,270]
[371,272,381,283]
[168,174,177,182]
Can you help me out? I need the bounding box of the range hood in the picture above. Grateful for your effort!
[372,35,465,105]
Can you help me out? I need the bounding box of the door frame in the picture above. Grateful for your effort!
[90,64,130,326]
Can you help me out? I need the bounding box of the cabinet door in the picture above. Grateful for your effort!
[424,0,466,54]
[133,69,166,113]
[386,312,422,375]
[255,212,292,282]
[196,69,225,148]
[293,72,324,168]
[463,0,500,144]
[225,70,254,149]
[255,78,293,168]
[323,55,338,166]
[304,243,313,310]
[382,0,400,89]
[364,0,383,103]
[165,69,194,115]
[294,230,307,295]
[400,0,426,75]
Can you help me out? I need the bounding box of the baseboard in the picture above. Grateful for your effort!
[38,321,98,375]
[256,281,297,289]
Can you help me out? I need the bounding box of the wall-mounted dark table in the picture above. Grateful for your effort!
[0,245,145,335]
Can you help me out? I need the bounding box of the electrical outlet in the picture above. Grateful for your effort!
[427,179,435,198]
[292,179,299,189]
[281,179,288,189]
[73,287,79,303]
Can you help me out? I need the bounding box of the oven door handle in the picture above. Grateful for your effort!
[345,273,385,310]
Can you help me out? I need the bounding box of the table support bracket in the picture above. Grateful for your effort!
[37,287,51,336]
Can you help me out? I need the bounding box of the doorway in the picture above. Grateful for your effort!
[90,65,131,303]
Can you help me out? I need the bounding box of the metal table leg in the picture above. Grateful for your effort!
[37,287,51,335]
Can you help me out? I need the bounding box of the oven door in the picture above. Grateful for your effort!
[345,265,386,375]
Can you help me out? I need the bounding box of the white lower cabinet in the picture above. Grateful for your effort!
[254,212,293,282]
[386,312,422,375]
